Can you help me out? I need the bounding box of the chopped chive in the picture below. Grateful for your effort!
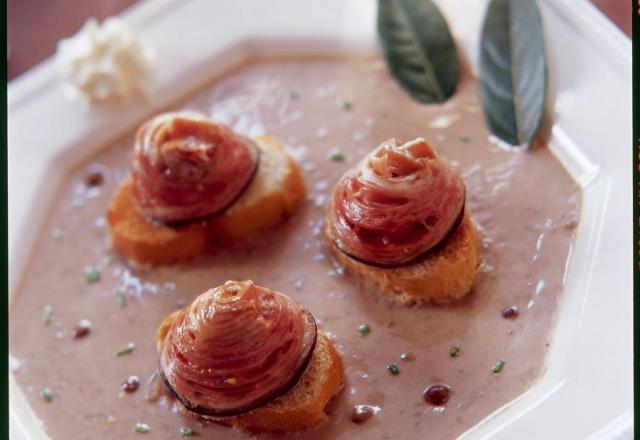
[84,266,101,283]
[457,133,470,143]
[387,363,400,375]
[449,345,461,357]
[492,358,506,374]
[289,90,300,100]
[133,422,150,433]
[42,305,53,325]
[40,387,53,402]
[116,342,135,357]
[51,228,63,240]
[117,289,128,307]
[358,324,371,336]
[342,100,353,111]
[180,427,195,437]
[328,148,345,162]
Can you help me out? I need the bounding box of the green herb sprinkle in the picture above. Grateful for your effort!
[328,149,345,162]
[492,358,506,374]
[358,324,371,336]
[133,422,150,433]
[84,266,101,283]
[180,427,195,437]
[42,305,53,325]
[40,387,53,402]
[116,342,136,357]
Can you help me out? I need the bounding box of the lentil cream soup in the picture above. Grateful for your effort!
[9,58,580,439]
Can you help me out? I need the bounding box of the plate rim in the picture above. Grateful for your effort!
[8,0,632,439]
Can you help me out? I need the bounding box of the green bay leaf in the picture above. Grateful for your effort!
[377,0,460,104]
[479,0,547,147]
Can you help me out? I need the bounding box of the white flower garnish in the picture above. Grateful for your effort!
[56,17,154,104]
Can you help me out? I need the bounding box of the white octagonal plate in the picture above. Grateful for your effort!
[8,0,632,438]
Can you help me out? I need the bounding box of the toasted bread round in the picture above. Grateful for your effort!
[107,135,305,265]
[106,180,209,265]
[221,333,343,433]
[208,135,305,244]
[325,212,480,304]
[155,312,344,433]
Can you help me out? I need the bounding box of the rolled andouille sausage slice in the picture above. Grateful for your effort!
[328,137,465,267]
[131,111,259,223]
[158,280,317,417]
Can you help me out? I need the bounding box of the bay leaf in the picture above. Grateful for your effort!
[479,0,547,147]
[377,0,460,104]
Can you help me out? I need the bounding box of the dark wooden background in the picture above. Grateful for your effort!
[7,0,631,81]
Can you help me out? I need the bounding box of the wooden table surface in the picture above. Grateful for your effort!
[7,0,631,81]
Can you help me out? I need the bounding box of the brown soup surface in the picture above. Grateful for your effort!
[9,57,580,440]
